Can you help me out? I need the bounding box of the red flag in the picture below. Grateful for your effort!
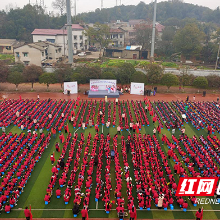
[177,163,181,174]
[67,124,69,133]
[30,205,33,220]
[86,208,89,220]
[201,207,203,220]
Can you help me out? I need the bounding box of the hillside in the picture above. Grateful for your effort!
[0,1,219,42]
[78,1,217,24]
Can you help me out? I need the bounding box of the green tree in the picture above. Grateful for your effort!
[23,64,43,90]
[10,63,25,73]
[163,17,180,27]
[71,72,85,84]
[145,64,164,86]
[100,71,116,79]
[54,64,73,88]
[0,61,9,83]
[173,23,205,58]
[84,23,110,57]
[52,0,66,16]
[161,73,179,91]
[7,71,24,90]
[200,42,218,64]
[131,71,147,84]
[134,24,155,50]
[206,75,220,88]
[117,63,136,85]
[193,76,208,91]
[39,72,57,91]
[81,66,102,83]
[158,26,176,56]
[179,66,195,91]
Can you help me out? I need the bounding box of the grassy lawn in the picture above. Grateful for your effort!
[0,100,219,219]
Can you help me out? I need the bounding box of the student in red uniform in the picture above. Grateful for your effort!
[182,200,188,210]
[56,188,61,197]
[5,204,11,213]
[50,153,55,165]
[24,206,31,220]
[156,125,161,134]
[81,206,88,220]
[196,208,203,220]
[129,206,137,220]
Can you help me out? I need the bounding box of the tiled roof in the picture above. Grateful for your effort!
[156,22,165,32]
[110,29,124,33]
[31,29,67,36]
[71,24,84,30]
[129,19,145,25]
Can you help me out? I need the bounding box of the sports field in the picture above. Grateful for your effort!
[0,98,220,219]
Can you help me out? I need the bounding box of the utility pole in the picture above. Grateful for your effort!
[63,25,66,57]
[101,0,103,9]
[66,0,73,64]
[74,0,77,20]
[150,0,157,63]
[215,42,220,71]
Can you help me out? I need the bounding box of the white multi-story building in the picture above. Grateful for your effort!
[32,24,88,56]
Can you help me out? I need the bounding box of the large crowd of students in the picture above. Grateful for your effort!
[0,97,219,219]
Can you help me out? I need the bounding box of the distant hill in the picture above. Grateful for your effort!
[0,2,219,42]
[77,1,219,24]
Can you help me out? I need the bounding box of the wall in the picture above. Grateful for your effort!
[0,44,14,54]
[14,45,43,66]
[122,50,139,59]
[32,30,88,56]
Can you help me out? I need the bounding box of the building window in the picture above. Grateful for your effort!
[80,43,83,47]
[120,42,122,45]
[80,35,83,40]
[74,35,77,40]
[6,46,11,50]
[46,39,55,43]
[42,52,44,56]
[23,52,28,57]
[120,34,123,38]
[16,52,20,57]
[74,43,78,49]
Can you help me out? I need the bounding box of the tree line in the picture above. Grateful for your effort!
[1,2,220,43]
[0,61,219,92]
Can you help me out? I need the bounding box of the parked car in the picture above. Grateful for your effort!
[88,46,97,52]
[77,52,86,57]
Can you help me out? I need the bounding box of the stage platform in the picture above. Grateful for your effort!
[88,90,120,98]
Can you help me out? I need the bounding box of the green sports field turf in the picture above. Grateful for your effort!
[0,100,220,219]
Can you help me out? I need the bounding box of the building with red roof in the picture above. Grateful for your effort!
[32,24,88,56]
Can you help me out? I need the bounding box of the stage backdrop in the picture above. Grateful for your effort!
[64,82,78,94]
[90,79,117,90]
[130,82,144,95]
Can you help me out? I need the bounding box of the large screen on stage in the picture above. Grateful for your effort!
[130,82,144,95]
[90,79,117,91]
[64,82,78,94]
